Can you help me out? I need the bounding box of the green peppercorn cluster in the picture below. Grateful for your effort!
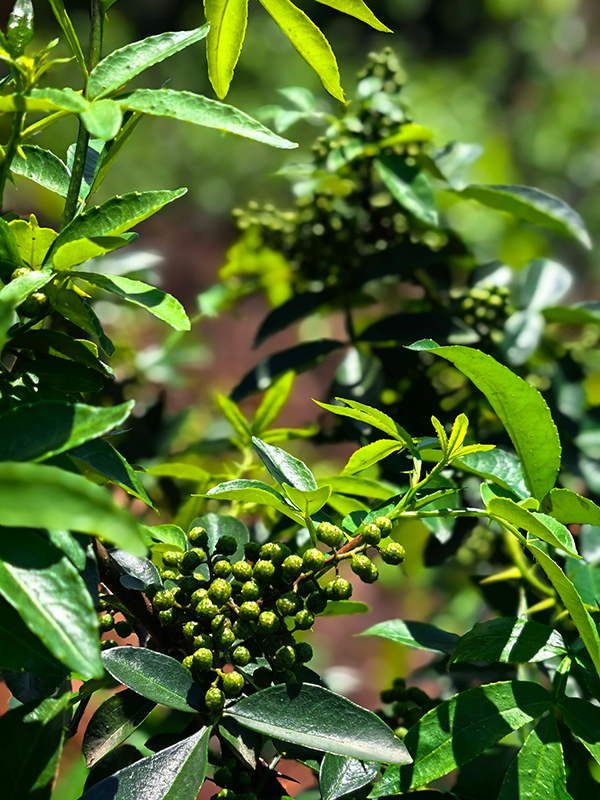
[450,284,513,340]
[377,677,439,738]
[141,516,404,715]
[208,753,258,800]
[228,48,451,294]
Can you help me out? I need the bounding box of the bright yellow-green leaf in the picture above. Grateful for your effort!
[282,483,332,515]
[204,0,249,99]
[258,0,344,102]
[8,215,57,269]
[314,0,392,32]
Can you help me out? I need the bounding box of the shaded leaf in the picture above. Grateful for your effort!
[558,697,600,767]
[253,370,295,433]
[487,497,578,557]
[0,595,68,676]
[0,270,52,347]
[11,145,71,197]
[450,617,567,664]
[375,155,438,226]
[83,689,157,768]
[498,713,565,800]
[320,753,379,800]
[359,619,459,654]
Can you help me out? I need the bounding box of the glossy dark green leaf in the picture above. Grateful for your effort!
[498,713,565,800]
[0,693,71,800]
[204,479,300,518]
[376,154,438,226]
[359,619,459,654]
[0,462,145,554]
[218,716,260,769]
[110,550,162,591]
[0,595,68,675]
[88,26,209,99]
[10,145,71,197]
[192,513,250,576]
[27,356,104,394]
[71,271,190,331]
[120,88,297,149]
[6,0,34,57]
[47,528,87,571]
[358,311,455,345]
[79,726,210,800]
[253,436,317,491]
[83,689,157,768]
[453,448,529,499]
[527,543,600,675]
[450,617,567,664]
[254,289,333,347]
[229,683,412,764]
[488,497,578,557]
[462,184,591,249]
[44,189,187,265]
[70,437,153,507]
[231,339,343,401]
[0,528,103,678]
[205,0,248,99]
[0,400,134,462]
[558,697,600,766]
[408,341,561,501]
[372,681,553,795]
[543,488,600,527]
[102,646,202,712]
[320,753,379,800]
[48,285,114,355]
[9,329,113,377]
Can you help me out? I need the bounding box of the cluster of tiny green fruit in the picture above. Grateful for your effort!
[377,677,438,739]
[138,517,405,715]
[450,284,513,340]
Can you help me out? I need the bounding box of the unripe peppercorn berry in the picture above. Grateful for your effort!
[362,562,379,584]
[259,542,279,561]
[179,575,202,594]
[282,554,303,579]
[153,590,175,610]
[351,553,372,578]
[274,645,296,669]
[18,291,50,318]
[244,542,261,562]
[191,588,208,605]
[234,772,252,791]
[361,523,381,545]
[326,577,353,600]
[193,634,212,650]
[303,548,326,572]
[294,609,314,630]
[232,561,253,582]
[241,580,262,600]
[11,267,32,280]
[196,598,219,621]
[253,667,272,687]
[205,687,225,712]
[233,619,252,639]
[208,578,232,605]
[306,591,327,613]
[316,522,344,549]
[216,536,237,556]
[216,789,236,799]
[182,548,206,572]
[163,550,183,568]
[232,645,251,666]
[253,560,275,583]
[188,526,208,546]
[193,648,213,670]
[276,593,301,616]
[258,610,279,633]
[213,559,232,578]
[215,627,235,649]
[295,641,313,663]
[214,766,233,788]
[374,516,393,534]
[223,671,245,698]
[115,620,132,638]
[98,613,114,632]
[239,601,261,621]
[380,542,405,565]
[182,655,194,671]
[183,620,201,640]
[160,569,178,581]
[158,608,178,625]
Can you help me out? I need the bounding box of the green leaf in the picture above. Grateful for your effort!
[193,512,249,565]
[257,0,344,101]
[487,497,579,557]
[320,753,379,800]
[147,462,210,482]
[343,439,405,475]
[120,88,297,149]
[253,370,294,433]
[453,448,529,499]
[204,479,301,520]
[359,619,459,654]
[375,155,438,226]
[79,726,210,800]
[314,0,391,32]
[70,271,190,331]
[204,0,248,99]
[110,549,162,591]
[558,697,600,766]
[53,235,132,270]
[228,683,411,764]
[6,0,34,57]
[10,329,112,377]
[315,399,415,452]
[283,483,332,515]
[373,681,553,794]
[543,488,600,527]
[215,393,252,441]
[9,216,58,268]
[47,284,114,356]
[69,437,153,507]
[102,646,202,712]
[450,617,567,664]
[0,400,134,463]
[0,693,71,800]
[45,189,187,265]
[80,99,123,141]
[83,689,157,769]
[0,215,25,282]
[0,270,52,347]
[527,542,600,675]
[323,600,369,616]
[0,462,145,555]
[0,595,68,675]
[46,0,87,79]
[88,26,209,99]
[461,184,592,249]
[0,88,89,114]
[10,145,71,197]
[498,713,565,800]
[408,342,561,501]
[321,475,396,501]
[0,527,103,678]
[252,436,317,491]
